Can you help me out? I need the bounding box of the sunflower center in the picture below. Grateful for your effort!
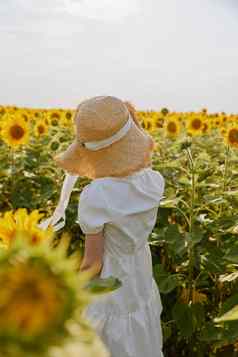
[228,128,238,144]
[155,119,163,128]
[51,119,58,126]
[65,112,72,120]
[191,119,202,130]
[147,122,152,130]
[31,234,40,244]
[38,125,45,134]
[167,121,177,133]
[51,112,60,119]
[10,125,25,140]
[19,280,44,300]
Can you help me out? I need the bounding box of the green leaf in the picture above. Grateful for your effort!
[185,227,204,247]
[10,178,35,209]
[191,303,205,330]
[216,215,238,230]
[160,197,181,208]
[199,322,224,342]
[34,176,55,199]
[84,276,122,295]
[202,246,225,274]
[157,207,171,227]
[172,302,194,337]
[197,168,213,183]
[221,320,238,344]
[159,274,178,294]
[204,197,225,205]
[219,272,238,283]
[178,176,191,186]
[162,323,172,343]
[224,190,238,197]
[164,224,186,256]
[153,264,178,294]
[218,293,238,316]
[164,224,182,242]
[214,305,238,323]
[224,245,238,264]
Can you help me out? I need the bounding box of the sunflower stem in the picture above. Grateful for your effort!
[11,148,16,208]
[218,145,230,223]
[185,145,196,302]
[11,149,15,174]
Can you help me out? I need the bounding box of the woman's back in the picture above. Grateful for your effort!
[78,167,165,357]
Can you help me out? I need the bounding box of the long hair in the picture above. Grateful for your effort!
[123,101,141,128]
[124,100,155,151]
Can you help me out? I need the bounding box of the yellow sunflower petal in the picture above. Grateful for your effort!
[1,114,30,148]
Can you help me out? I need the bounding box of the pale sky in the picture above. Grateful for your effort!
[0,0,238,112]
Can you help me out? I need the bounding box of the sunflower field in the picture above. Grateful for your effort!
[0,104,238,356]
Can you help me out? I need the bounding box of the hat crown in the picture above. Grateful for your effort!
[74,96,129,142]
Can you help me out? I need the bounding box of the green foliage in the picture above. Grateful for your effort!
[1,128,238,355]
[150,133,238,356]
[84,276,122,295]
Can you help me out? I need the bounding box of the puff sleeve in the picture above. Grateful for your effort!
[77,183,112,234]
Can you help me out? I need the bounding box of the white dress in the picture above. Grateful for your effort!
[39,167,165,357]
[78,167,165,357]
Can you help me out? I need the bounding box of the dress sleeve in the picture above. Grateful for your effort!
[77,183,112,234]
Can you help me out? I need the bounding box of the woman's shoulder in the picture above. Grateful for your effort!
[91,168,165,186]
[79,178,129,211]
[78,168,165,221]
[87,168,165,199]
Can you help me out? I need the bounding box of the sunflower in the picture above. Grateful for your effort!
[201,118,212,135]
[32,110,41,118]
[154,114,164,129]
[34,119,49,137]
[213,116,222,128]
[0,208,54,248]
[0,228,119,356]
[164,117,181,138]
[1,114,30,148]
[141,118,153,132]
[18,110,30,123]
[65,110,73,120]
[0,106,6,116]
[0,262,68,336]
[221,115,228,126]
[7,106,19,115]
[186,115,204,136]
[49,110,61,126]
[0,238,88,355]
[224,126,238,149]
[220,127,227,137]
[61,110,74,128]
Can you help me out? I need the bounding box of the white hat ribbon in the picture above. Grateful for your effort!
[79,113,133,151]
[37,173,78,232]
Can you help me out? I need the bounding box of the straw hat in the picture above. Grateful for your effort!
[53,96,155,179]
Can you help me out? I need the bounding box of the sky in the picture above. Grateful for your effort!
[0,0,238,112]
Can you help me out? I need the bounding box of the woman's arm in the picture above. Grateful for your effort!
[79,231,104,278]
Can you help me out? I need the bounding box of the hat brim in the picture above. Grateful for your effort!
[53,121,154,179]
[53,139,88,176]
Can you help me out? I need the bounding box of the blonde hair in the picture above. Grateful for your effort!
[123,101,141,129]
[124,100,155,151]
